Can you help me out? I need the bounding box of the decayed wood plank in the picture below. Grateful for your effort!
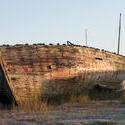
[0,45,125,103]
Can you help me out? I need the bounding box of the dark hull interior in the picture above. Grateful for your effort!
[0,64,17,108]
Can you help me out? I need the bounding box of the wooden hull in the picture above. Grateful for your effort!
[0,45,125,103]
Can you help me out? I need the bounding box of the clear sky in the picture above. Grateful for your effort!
[0,0,125,55]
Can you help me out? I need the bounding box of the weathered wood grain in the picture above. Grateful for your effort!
[0,45,125,103]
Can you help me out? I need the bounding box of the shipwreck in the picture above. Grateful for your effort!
[0,42,125,105]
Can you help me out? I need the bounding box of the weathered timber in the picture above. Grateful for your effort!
[0,45,125,104]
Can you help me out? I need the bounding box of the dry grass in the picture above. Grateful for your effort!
[12,95,52,112]
[120,91,125,104]
[0,87,122,112]
[70,94,93,104]
[10,93,93,112]
[17,100,49,112]
[13,92,121,112]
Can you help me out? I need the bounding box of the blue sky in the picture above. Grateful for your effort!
[0,0,125,54]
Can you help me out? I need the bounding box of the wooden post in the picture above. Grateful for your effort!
[117,13,121,54]
[85,29,88,46]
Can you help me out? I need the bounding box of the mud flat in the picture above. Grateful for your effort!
[0,102,125,125]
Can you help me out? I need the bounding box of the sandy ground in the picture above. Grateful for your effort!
[0,103,125,125]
